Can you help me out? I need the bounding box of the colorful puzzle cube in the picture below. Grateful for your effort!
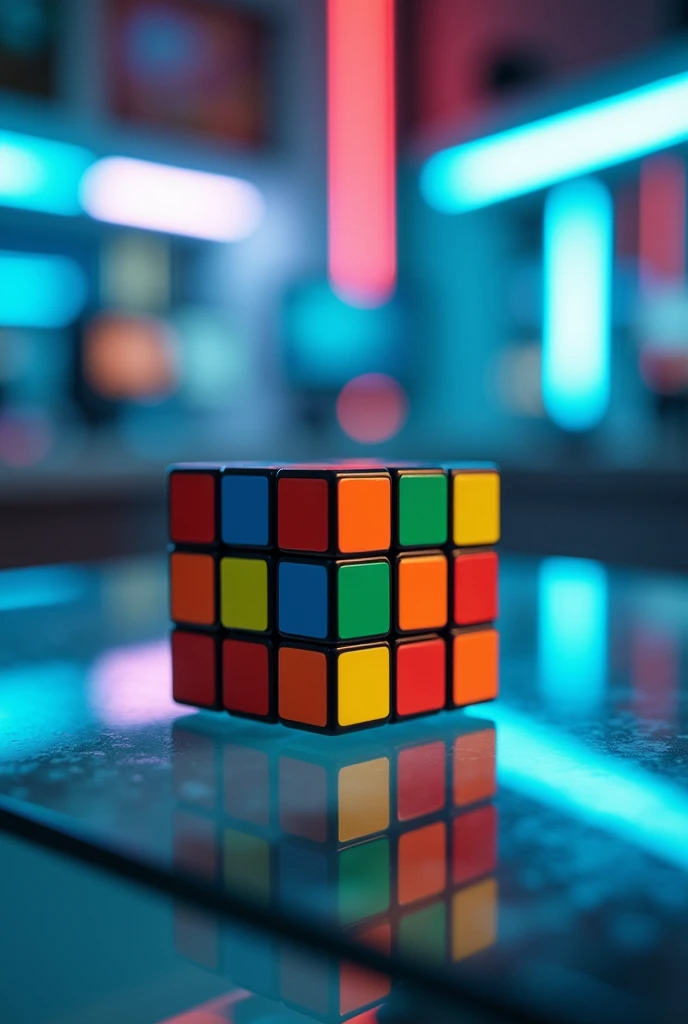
[389,465,449,549]
[445,462,500,547]
[450,626,500,708]
[171,628,223,710]
[392,634,447,719]
[277,467,391,555]
[452,549,499,627]
[220,552,273,633]
[223,635,277,722]
[278,641,391,733]
[278,556,391,642]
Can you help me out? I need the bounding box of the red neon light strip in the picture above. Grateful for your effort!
[639,155,686,288]
[328,0,396,306]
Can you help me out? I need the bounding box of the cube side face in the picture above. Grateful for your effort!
[277,474,330,553]
[394,636,446,718]
[169,469,218,545]
[451,627,499,708]
[170,551,217,627]
[453,550,499,627]
[396,740,447,822]
[278,644,331,730]
[222,636,275,721]
[336,644,390,730]
[396,552,448,633]
[278,560,330,640]
[221,472,272,549]
[452,471,500,547]
[171,630,221,709]
[337,473,391,555]
[220,555,271,633]
[397,471,448,548]
[337,560,391,640]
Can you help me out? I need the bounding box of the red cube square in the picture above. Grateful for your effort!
[393,634,446,719]
[171,630,221,709]
[453,550,498,627]
[223,636,276,722]
[168,465,220,545]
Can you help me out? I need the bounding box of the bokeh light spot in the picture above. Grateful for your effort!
[336,373,407,444]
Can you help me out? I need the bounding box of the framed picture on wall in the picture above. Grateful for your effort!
[107,0,270,146]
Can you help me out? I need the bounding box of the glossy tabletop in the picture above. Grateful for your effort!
[1,554,687,1024]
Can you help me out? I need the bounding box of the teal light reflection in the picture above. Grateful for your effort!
[0,130,94,215]
[0,252,88,328]
[0,565,88,612]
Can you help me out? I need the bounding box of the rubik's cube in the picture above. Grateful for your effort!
[168,460,499,733]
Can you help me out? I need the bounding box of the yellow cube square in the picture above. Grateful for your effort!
[453,471,500,547]
[220,556,269,632]
[337,645,390,727]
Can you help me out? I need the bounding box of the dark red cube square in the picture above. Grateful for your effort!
[393,634,446,719]
[168,465,220,545]
[278,475,330,552]
[223,636,276,722]
[453,550,498,627]
[171,630,221,710]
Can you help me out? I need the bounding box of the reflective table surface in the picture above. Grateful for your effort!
[1,554,688,1024]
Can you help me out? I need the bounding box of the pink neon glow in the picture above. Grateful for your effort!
[328,0,396,306]
[336,373,407,443]
[90,639,181,726]
[80,157,265,241]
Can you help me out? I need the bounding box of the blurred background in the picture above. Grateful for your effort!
[4,0,688,568]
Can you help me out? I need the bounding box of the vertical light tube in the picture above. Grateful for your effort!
[543,178,613,431]
[538,557,608,717]
[327,0,396,306]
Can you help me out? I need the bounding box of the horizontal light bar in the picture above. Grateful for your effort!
[421,69,688,212]
[0,130,94,215]
[0,251,88,328]
[80,157,265,241]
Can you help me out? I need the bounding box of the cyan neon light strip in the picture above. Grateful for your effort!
[465,704,688,872]
[538,557,608,715]
[0,566,88,612]
[543,178,612,431]
[0,252,88,328]
[0,130,94,215]
[421,70,688,212]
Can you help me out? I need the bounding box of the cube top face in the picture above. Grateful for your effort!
[395,635,447,718]
[453,550,498,627]
[397,471,448,548]
[276,471,391,555]
[170,551,216,626]
[397,552,448,633]
[452,627,499,708]
[452,470,500,547]
[221,471,272,548]
[220,556,270,633]
[169,468,218,545]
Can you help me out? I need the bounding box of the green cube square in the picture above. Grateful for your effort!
[398,473,448,547]
[398,901,447,961]
[338,837,390,924]
[337,560,390,640]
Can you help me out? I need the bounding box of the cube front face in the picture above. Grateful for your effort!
[170,551,216,626]
[221,472,272,548]
[337,560,390,640]
[278,558,390,642]
[171,629,221,708]
[277,471,392,556]
[453,550,498,627]
[222,636,275,720]
[337,644,390,727]
[278,560,329,639]
[396,552,448,633]
[220,556,270,633]
[397,471,448,548]
[394,636,447,718]
[452,471,500,547]
[169,469,218,546]
[451,627,499,708]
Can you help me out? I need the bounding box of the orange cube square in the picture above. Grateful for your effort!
[170,551,216,627]
[396,552,448,633]
[450,627,499,708]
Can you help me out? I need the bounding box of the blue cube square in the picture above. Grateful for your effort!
[278,561,328,639]
[222,474,269,547]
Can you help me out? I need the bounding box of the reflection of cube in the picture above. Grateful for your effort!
[223,827,273,906]
[452,804,498,886]
[398,900,446,963]
[168,464,221,546]
[452,726,497,808]
[392,634,447,718]
[449,467,500,547]
[220,555,271,633]
[223,635,276,721]
[278,558,390,642]
[395,740,447,823]
[452,878,498,962]
[396,820,447,907]
[169,551,216,627]
[220,465,278,549]
[171,629,221,709]
[453,550,498,626]
[450,627,499,708]
[395,552,448,633]
[392,467,448,548]
[277,469,391,556]
[281,918,391,1021]
[278,751,390,845]
[278,642,391,733]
